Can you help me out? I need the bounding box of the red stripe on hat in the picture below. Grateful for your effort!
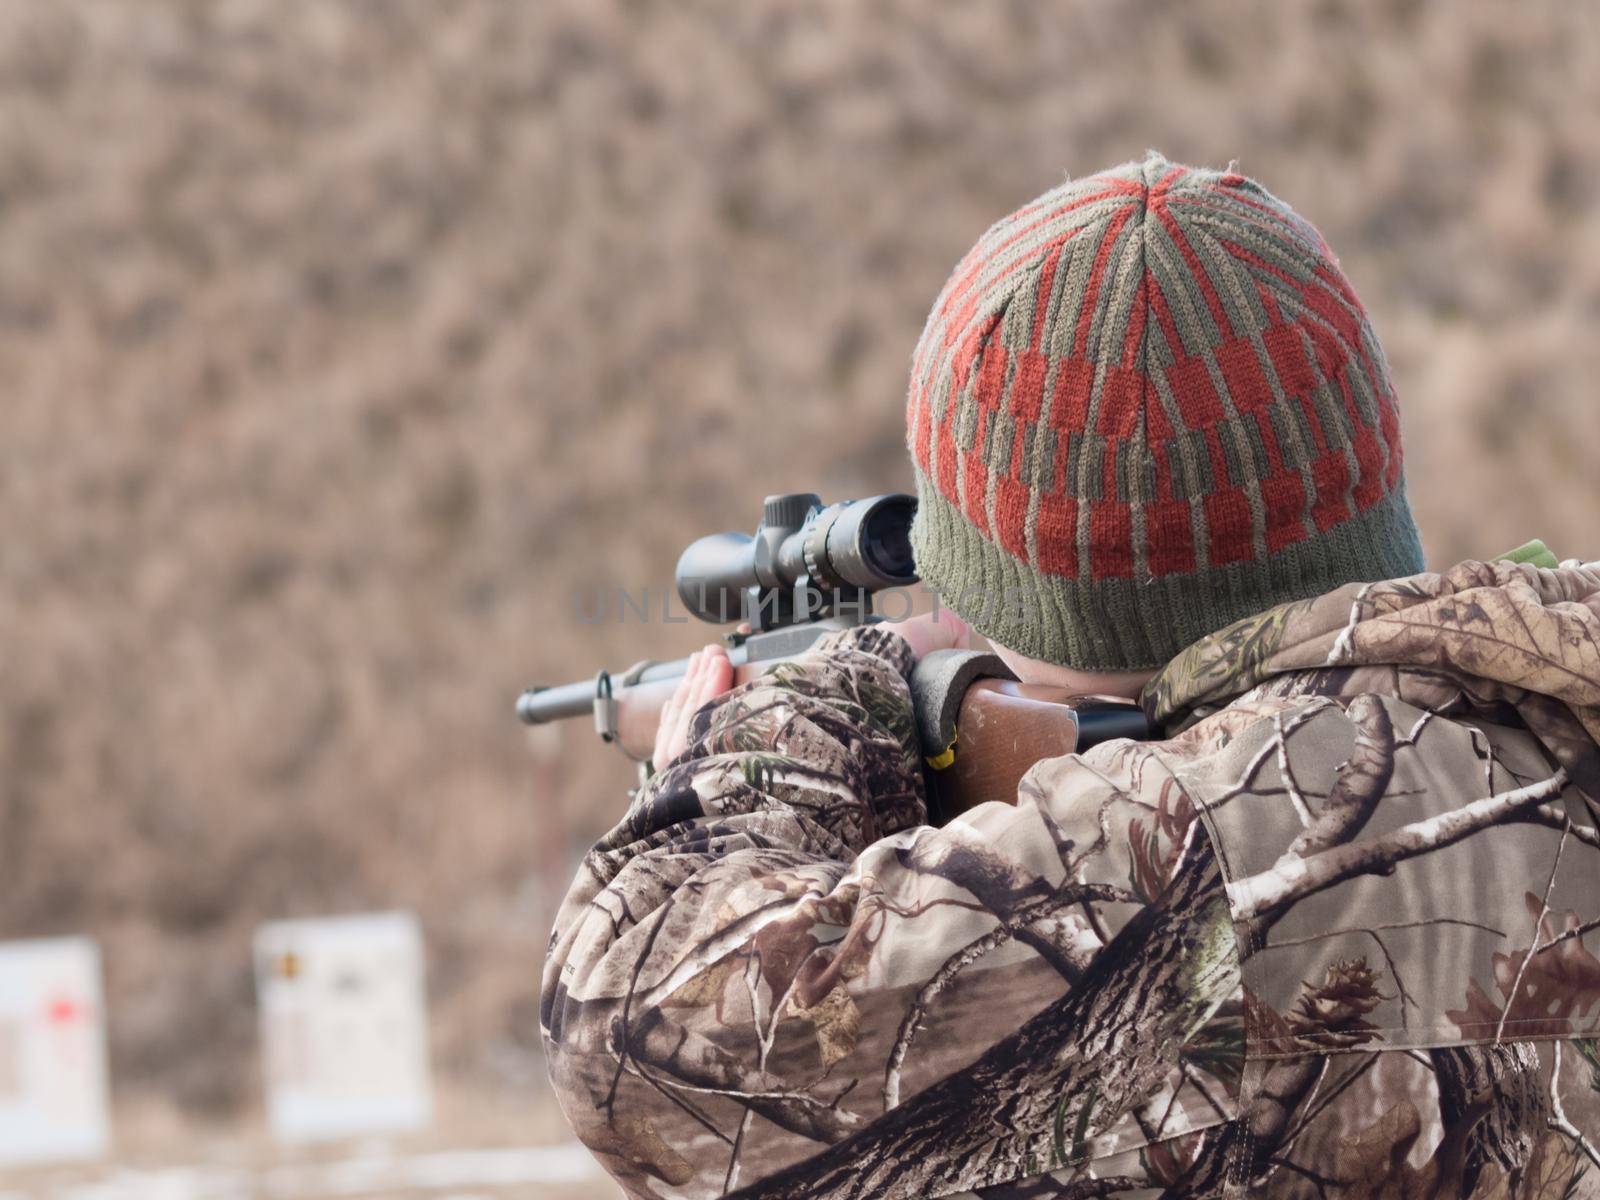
[995,475,1031,560]
[1263,323,1318,402]
[1205,486,1254,566]
[1214,336,1275,413]
[963,440,992,534]
[975,340,1009,413]
[1351,427,1385,511]
[1009,349,1049,424]
[1097,366,1143,438]
[1035,492,1077,577]
[909,381,933,471]
[1261,473,1307,553]
[1300,269,1366,363]
[1051,359,1095,433]
[1089,501,1133,580]
[1310,451,1352,531]
[1146,499,1196,575]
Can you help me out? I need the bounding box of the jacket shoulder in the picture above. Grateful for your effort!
[1140,689,1598,1056]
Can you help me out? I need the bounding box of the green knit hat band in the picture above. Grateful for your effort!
[911,476,1425,670]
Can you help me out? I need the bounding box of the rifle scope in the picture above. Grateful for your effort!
[676,492,918,629]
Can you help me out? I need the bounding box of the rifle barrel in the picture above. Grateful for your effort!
[514,619,861,727]
[516,654,703,725]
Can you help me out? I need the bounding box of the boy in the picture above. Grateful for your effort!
[544,153,1600,1199]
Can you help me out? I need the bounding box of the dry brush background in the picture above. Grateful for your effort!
[2,0,1598,1161]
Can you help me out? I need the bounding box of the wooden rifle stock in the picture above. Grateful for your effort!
[920,681,1148,821]
[924,679,1082,820]
[586,667,1148,823]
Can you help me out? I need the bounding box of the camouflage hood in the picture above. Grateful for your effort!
[1146,556,1600,818]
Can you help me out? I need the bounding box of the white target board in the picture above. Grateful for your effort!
[0,937,111,1166]
[255,911,433,1143]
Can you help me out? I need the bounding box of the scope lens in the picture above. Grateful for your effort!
[861,497,916,581]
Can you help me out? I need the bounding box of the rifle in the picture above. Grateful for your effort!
[515,492,1150,821]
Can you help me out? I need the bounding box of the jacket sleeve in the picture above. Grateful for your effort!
[539,625,1241,1199]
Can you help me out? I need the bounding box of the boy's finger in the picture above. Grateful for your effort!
[654,651,703,769]
[690,645,727,706]
[705,646,734,696]
[663,653,696,723]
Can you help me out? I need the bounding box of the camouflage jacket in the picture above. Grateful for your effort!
[542,558,1600,1199]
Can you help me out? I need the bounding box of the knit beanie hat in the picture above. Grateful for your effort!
[906,152,1425,670]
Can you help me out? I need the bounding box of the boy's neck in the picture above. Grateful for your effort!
[991,642,1157,701]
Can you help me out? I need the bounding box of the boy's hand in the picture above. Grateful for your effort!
[652,644,734,772]
[651,612,969,772]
